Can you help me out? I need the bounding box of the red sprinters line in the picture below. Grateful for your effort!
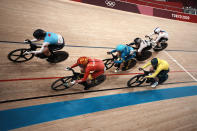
[0,70,197,82]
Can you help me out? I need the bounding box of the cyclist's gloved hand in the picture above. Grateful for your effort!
[24,39,32,44]
[138,67,143,71]
[107,51,112,55]
[24,51,32,55]
[65,67,71,71]
[70,80,76,85]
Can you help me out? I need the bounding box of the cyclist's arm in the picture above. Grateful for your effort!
[114,58,124,64]
[30,42,49,54]
[77,68,91,83]
[138,45,144,53]
[148,32,154,37]
[71,63,78,68]
[146,66,163,78]
[142,61,151,69]
[31,39,39,42]
[114,52,126,64]
[111,49,117,53]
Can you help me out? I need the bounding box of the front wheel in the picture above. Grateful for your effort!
[8,48,34,63]
[51,76,73,91]
[103,58,114,70]
[127,75,146,88]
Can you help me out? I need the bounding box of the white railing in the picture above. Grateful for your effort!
[184,7,197,15]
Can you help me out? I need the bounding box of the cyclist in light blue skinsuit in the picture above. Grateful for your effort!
[108,44,136,72]
[24,29,65,59]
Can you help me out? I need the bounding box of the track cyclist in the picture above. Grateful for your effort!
[66,56,106,90]
[107,44,136,72]
[131,37,151,57]
[24,29,65,60]
[146,27,168,48]
[139,58,169,88]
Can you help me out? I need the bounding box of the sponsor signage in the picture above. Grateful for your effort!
[72,0,197,23]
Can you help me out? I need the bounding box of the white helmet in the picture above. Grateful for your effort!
[154,27,161,34]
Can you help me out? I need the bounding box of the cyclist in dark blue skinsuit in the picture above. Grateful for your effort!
[108,44,136,72]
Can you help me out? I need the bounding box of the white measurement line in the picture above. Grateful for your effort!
[164,51,197,81]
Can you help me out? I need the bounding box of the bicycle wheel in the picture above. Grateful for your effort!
[122,59,137,71]
[103,58,114,70]
[127,75,146,88]
[51,76,73,91]
[47,51,69,63]
[136,50,152,61]
[8,48,34,63]
[153,43,168,52]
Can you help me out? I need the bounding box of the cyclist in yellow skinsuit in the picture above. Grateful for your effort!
[139,58,169,88]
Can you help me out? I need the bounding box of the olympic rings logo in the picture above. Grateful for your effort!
[105,0,116,7]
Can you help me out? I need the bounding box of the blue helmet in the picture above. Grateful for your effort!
[151,58,158,67]
[116,44,125,52]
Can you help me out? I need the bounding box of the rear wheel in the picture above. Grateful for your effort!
[127,75,146,88]
[8,48,34,63]
[47,51,69,63]
[122,59,137,71]
[153,43,168,51]
[136,50,152,61]
[51,76,73,91]
[103,58,114,70]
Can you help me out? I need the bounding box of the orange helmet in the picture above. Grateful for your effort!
[77,56,89,66]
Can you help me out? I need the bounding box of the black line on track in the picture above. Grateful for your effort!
[1,40,197,52]
[0,81,196,104]
[165,49,197,53]
[0,41,113,49]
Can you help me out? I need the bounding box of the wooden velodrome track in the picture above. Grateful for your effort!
[0,0,197,130]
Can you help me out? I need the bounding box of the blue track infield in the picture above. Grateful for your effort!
[0,85,197,130]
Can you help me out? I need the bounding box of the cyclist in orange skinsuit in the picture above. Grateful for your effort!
[68,56,105,90]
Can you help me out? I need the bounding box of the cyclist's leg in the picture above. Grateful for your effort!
[92,63,105,80]
[157,37,168,47]
[54,42,65,51]
[42,47,51,57]
[160,37,168,43]
[88,64,105,88]
[125,52,136,66]
[91,70,105,84]
[48,44,56,54]
[157,69,169,83]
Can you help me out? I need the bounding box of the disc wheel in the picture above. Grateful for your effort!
[153,43,168,52]
[136,51,152,61]
[47,51,69,63]
[122,59,137,71]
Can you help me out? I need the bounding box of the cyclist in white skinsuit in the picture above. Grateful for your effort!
[133,38,151,57]
[146,27,169,48]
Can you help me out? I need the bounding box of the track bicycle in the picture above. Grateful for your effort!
[8,40,68,63]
